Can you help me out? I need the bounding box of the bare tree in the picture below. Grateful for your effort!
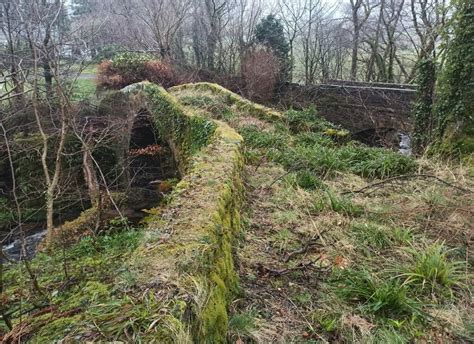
[348,0,379,80]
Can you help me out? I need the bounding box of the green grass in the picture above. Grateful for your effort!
[228,310,258,340]
[71,78,96,101]
[401,243,465,294]
[333,269,423,319]
[351,222,393,250]
[240,125,290,150]
[327,191,364,217]
[4,229,145,341]
[285,170,326,190]
[69,63,98,74]
[171,87,472,342]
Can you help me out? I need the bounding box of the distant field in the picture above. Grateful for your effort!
[1,64,98,101]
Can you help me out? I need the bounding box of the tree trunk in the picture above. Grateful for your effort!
[83,143,100,207]
[351,27,360,80]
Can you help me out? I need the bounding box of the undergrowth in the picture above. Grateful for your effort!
[238,108,417,180]
[2,229,152,342]
[171,86,473,343]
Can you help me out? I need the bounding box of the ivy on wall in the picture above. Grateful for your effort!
[411,58,436,154]
[434,0,474,156]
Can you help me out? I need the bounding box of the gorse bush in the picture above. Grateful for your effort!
[98,52,174,89]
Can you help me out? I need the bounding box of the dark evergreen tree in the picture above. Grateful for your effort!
[434,0,474,156]
[255,15,291,82]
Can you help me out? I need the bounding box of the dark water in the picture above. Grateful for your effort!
[399,133,412,156]
[2,230,46,261]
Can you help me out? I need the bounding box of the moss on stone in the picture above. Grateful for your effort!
[116,83,245,342]
[170,82,282,122]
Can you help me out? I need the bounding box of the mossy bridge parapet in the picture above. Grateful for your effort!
[118,82,245,342]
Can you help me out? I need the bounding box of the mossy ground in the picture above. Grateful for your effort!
[171,85,473,343]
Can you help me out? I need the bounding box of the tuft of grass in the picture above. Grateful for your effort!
[285,170,326,190]
[311,191,364,217]
[319,314,340,333]
[334,269,423,319]
[351,222,393,250]
[270,228,294,251]
[240,125,289,150]
[370,327,408,344]
[294,132,334,147]
[228,310,258,340]
[402,243,465,293]
[285,107,335,133]
[337,144,418,179]
[327,191,364,217]
[391,227,414,245]
[276,142,417,180]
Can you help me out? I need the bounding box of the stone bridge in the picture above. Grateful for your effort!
[278,80,416,136]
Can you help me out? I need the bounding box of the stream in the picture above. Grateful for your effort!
[399,133,412,156]
[2,230,46,261]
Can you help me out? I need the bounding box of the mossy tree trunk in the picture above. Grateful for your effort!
[434,0,474,156]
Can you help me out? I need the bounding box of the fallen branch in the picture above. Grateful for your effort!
[342,174,472,195]
[258,256,327,277]
[283,229,328,263]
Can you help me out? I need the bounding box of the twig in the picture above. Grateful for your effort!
[258,257,327,277]
[342,174,472,195]
[267,164,303,188]
[283,229,328,263]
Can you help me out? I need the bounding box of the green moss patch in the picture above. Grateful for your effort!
[120,83,245,343]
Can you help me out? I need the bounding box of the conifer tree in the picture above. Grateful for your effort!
[255,15,291,82]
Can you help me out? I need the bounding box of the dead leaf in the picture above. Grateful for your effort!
[334,255,350,269]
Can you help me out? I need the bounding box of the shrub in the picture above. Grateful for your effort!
[97,52,174,89]
[242,48,280,102]
[144,60,174,86]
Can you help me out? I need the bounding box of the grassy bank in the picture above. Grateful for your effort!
[172,84,473,343]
